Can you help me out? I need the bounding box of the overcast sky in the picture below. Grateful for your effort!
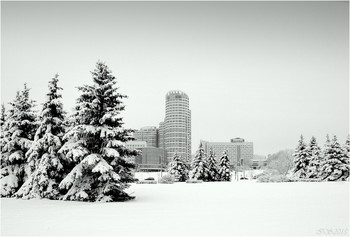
[1,1,349,156]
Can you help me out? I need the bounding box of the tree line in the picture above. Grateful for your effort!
[167,143,232,182]
[292,135,349,181]
[0,62,138,202]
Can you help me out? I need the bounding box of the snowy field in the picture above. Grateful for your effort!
[1,181,349,236]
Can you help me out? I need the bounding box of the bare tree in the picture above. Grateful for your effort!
[267,149,294,175]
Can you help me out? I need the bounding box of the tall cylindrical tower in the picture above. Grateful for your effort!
[164,90,191,162]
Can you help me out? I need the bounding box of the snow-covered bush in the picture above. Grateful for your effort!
[1,84,38,197]
[159,174,174,184]
[257,173,291,183]
[257,175,270,183]
[189,143,209,181]
[137,180,157,184]
[269,175,291,183]
[186,179,203,183]
[57,62,138,202]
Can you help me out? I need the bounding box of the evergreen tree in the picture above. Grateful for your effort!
[15,75,67,199]
[1,84,38,197]
[292,135,309,179]
[345,135,350,154]
[319,134,331,179]
[206,147,219,181]
[167,152,188,182]
[343,135,350,181]
[218,149,231,181]
[319,135,349,181]
[0,103,5,128]
[307,136,322,179]
[189,143,210,181]
[0,103,8,168]
[58,61,138,202]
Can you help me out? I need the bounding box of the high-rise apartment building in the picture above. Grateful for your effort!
[163,90,191,161]
[158,122,165,149]
[133,126,158,147]
[201,138,253,168]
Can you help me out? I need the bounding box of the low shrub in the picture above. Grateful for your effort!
[159,174,175,184]
[257,174,291,183]
[136,180,157,184]
[257,175,270,183]
[186,179,203,183]
[291,178,322,182]
[269,175,291,182]
[256,169,279,178]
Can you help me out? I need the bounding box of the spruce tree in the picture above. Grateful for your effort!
[207,147,219,181]
[1,84,38,197]
[58,61,138,202]
[307,136,322,179]
[167,152,188,182]
[218,149,231,181]
[189,143,210,181]
[0,104,8,168]
[319,136,349,181]
[292,135,309,180]
[345,135,350,154]
[15,75,67,199]
[343,135,350,181]
[0,104,5,128]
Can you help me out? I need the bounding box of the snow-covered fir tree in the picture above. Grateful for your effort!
[189,143,210,181]
[58,61,138,202]
[1,84,38,197]
[319,134,331,179]
[0,104,5,128]
[218,149,231,181]
[345,135,350,154]
[319,135,349,181]
[343,135,350,181]
[307,136,322,179]
[206,147,219,181]
[15,75,67,199]
[167,152,188,182]
[0,103,8,167]
[292,135,309,180]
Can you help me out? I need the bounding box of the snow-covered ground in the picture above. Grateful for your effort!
[1,181,349,236]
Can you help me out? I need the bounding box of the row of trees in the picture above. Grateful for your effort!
[167,144,231,182]
[0,62,138,202]
[292,135,349,181]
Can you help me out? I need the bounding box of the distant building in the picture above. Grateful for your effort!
[125,141,147,150]
[133,90,191,168]
[251,155,267,169]
[201,138,254,169]
[126,139,167,171]
[133,126,158,147]
[135,147,167,171]
[158,122,165,149]
[163,90,191,162]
